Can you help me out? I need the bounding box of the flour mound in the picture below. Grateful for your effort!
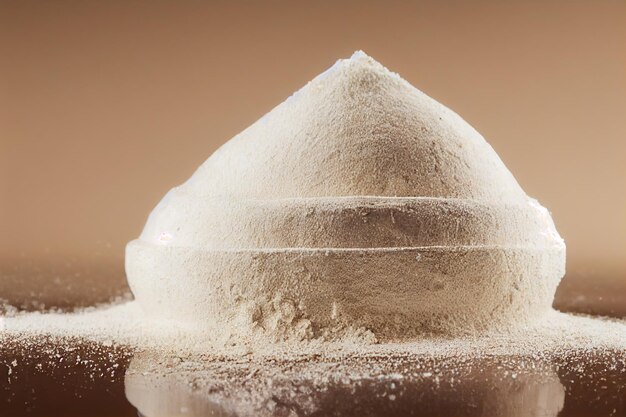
[125,51,565,342]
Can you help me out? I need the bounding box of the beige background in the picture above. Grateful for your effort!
[1,1,624,307]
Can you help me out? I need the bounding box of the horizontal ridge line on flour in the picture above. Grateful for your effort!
[165,194,531,205]
[130,241,564,253]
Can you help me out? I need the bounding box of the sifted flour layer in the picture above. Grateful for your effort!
[127,243,563,341]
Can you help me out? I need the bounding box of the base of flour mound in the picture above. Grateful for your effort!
[2,301,625,359]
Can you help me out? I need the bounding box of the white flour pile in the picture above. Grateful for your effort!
[126,51,564,342]
[1,52,625,357]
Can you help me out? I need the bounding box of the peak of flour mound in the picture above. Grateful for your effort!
[183,51,525,201]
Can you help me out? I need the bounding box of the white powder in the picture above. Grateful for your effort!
[125,51,564,342]
[2,53,622,360]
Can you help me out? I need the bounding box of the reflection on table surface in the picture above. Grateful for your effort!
[1,336,625,417]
